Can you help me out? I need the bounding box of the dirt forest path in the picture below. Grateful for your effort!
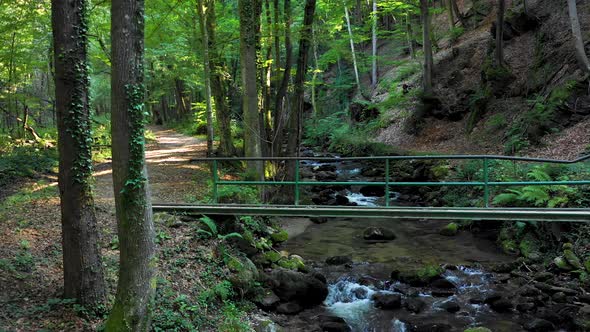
[94,126,208,211]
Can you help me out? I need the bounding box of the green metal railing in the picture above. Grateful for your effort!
[194,154,590,208]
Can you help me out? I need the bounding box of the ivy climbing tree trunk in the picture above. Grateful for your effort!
[567,0,590,74]
[105,0,156,330]
[51,0,106,309]
[197,0,214,156]
[421,0,434,95]
[239,0,264,178]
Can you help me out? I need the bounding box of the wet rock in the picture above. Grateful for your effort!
[516,302,536,312]
[491,261,519,273]
[405,297,426,313]
[255,290,280,310]
[361,167,384,177]
[579,294,590,304]
[520,285,542,297]
[371,292,402,309]
[463,328,492,332]
[264,269,328,307]
[325,256,352,266]
[318,315,351,332]
[431,288,456,297]
[352,287,369,299]
[483,292,503,304]
[359,186,385,197]
[533,272,553,282]
[490,298,513,312]
[411,323,452,332]
[574,306,590,331]
[523,318,555,331]
[554,256,573,271]
[315,164,337,172]
[439,222,458,236]
[439,300,460,313]
[276,302,302,315]
[334,194,350,205]
[310,217,328,224]
[533,282,577,295]
[363,227,396,241]
[358,276,380,288]
[315,171,338,181]
[552,292,567,303]
[430,278,456,289]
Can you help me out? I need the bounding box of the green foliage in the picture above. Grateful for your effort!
[0,147,58,185]
[466,85,492,133]
[485,114,507,133]
[196,216,243,241]
[449,27,465,43]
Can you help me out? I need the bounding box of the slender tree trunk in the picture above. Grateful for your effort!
[286,0,316,181]
[446,0,455,28]
[523,0,528,15]
[51,0,106,308]
[197,0,214,155]
[239,0,264,177]
[421,0,434,95]
[207,0,236,156]
[273,0,281,70]
[273,0,292,157]
[495,0,505,66]
[311,26,320,115]
[106,0,156,330]
[174,79,190,119]
[345,6,361,93]
[567,0,590,74]
[371,0,378,88]
[406,13,416,59]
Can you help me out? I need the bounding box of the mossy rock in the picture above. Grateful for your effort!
[584,258,590,273]
[263,251,282,264]
[501,240,519,256]
[564,249,583,270]
[554,256,573,271]
[464,328,492,332]
[519,233,541,259]
[276,257,305,271]
[227,256,259,292]
[440,222,459,236]
[397,265,444,286]
[270,230,289,243]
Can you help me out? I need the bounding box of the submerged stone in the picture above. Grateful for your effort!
[363,227,396,241]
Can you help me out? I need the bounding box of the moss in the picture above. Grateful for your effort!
[464,328,492,332]
[440,222,459,236]
[501,240,519,255]
[270,230,288,243]
[276,257,304,271]
[554,256,573,271]
[563,249,583,269]
[263,251,281,263]
[518,233,541,258]
[416,265,444,282]
[585,258,590,273]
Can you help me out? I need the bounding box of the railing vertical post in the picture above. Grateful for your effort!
[385,159,390,207]
[212,160,219,204]
[483,158,489,208]
[295,159,300,206]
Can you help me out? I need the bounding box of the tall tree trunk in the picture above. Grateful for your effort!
[286,0,316,181]
[273,0,292,157]
[311,26,320,115]
[174,79,191,119]
[421,0,434,95]
[239,0,264,177]
[51,0,106,308]
[106,0,156,330]
[495,0,505,66]
[344,6,361,93]
[207,0,236,156]
[567,0,590,74]
[406,13,416,59]
[197,0,214,155]
[446,0,455,28]
[371,0,378,88]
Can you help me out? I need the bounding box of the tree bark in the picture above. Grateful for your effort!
[273,0,292,157]
[567,0,590,74]
[286,0,316,182]
[345,5,361,93]
[406,13,416,59]
[495,0,505,66]
[239,0,264,177]
[206,0,236,156]
[105,0,156,330]
[197,0,214,156]
[446,0,455,29]
[311,26,320,115]
[450,0,465,27]
[371,0,378,88]
[51,0,106,309]
[421,0,434,95]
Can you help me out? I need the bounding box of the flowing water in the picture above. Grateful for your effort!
[279,154,524,331]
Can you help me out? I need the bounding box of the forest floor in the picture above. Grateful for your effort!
[0,126,231,331]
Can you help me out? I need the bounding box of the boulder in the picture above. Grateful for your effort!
[276,302,302,315]
[315,171,338,181]
[563,249,583,269]
[264,269,328,307]
[359,185,385,197]
[326,256,352,266]
[430,278,456,289]
[516,302,536,312]
[371,292,402,309]
[405,297,426,313]
[318,315,351,332]
[523,318,555,332]
[411,323,452,332]
[439,300,460,313]
[363,227,396,242]
[255,290,281,310]
[489,298,513,312]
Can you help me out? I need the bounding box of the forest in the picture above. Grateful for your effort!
[1,0,590,331]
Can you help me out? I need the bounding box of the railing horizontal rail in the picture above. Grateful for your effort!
[152,204,590,222]
[190,154,590,164]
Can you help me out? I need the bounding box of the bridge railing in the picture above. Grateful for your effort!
[190,154,590,208]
